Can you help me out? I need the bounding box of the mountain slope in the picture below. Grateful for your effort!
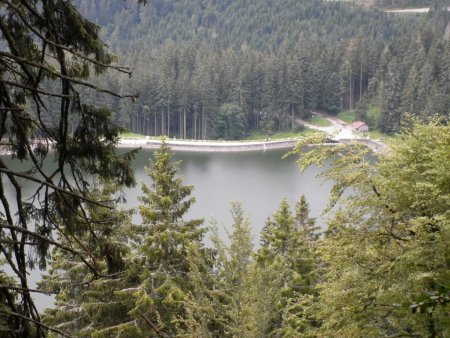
[74,0,419,53]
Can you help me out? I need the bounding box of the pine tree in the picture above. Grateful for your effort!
[378,58,402,133]
[246,256,286,337]
[255,201,295,335]
[212,202,253,337]
[129,139,205,336]
[253,197,320,336]
[278,195,321,337]
[295,194,319,243]
[176,243,223,337]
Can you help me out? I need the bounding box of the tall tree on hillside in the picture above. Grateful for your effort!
[378,58,402,132]
[400,65,421,115]
[0,1,139,336]
[287,55,305,124]
[192,52,217,139]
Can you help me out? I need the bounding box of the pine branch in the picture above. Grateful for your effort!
[0,51,139,100]
[0,167,112,209]
[1,79,69,98]
[0,223,97,273]
[0,107,25,111]
[2,0,133,76]
[0,309,73,338]
[139,312,163,336]
[0,284,54,295]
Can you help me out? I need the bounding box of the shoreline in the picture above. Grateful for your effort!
[118,136,385,153]
[118,138,301,152]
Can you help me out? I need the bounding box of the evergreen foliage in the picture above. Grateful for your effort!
[250,197,320,336]
[2,1,450,337]
[40,184,139,337]
[129,139,205,336]
[211,202,254,337]
[0,1,138,336]
[290,117,450,337]
[64,1,450,137]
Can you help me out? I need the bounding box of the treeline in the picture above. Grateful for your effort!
[40,119,450,337]
[81,26,449,139]
[57,0,450,138]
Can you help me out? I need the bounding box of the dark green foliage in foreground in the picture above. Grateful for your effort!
[40,184,139,337]
[41,140,206,337]
[0,1,137,336]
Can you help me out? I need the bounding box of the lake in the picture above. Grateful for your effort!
[128,148,332,242]
[2,146,333,309]
[2,147,332,243]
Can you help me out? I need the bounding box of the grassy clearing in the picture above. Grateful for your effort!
[244,128,318,141]
[309,115,331,127]
[121,128,319,142]
[337,110,356,123]
[367,130,389,140]
[120,132,149,139]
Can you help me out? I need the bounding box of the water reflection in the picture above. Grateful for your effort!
[126,148,332,243]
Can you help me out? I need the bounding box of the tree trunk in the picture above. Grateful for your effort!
[193,114,197,140]
[183,107,187,139]
[161,108,164,136]
[167,104,170,137]
[256,110,259,132]
[201,104,205,140]
[291,104,295,129]
[178,110,181,138]
[349,66,353,111]
[360,57,363,102]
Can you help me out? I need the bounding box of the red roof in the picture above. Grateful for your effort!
[351,121,367,130]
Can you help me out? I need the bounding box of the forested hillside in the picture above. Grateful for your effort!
[53,1,449,139]
[74,0,414,51]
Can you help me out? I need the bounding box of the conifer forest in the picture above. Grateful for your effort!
[0,0,449,337]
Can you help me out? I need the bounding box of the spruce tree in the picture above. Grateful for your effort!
[180,202,254,337]
[129,139,205,336]
[212,202,253,337]
[253,197,320,336]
